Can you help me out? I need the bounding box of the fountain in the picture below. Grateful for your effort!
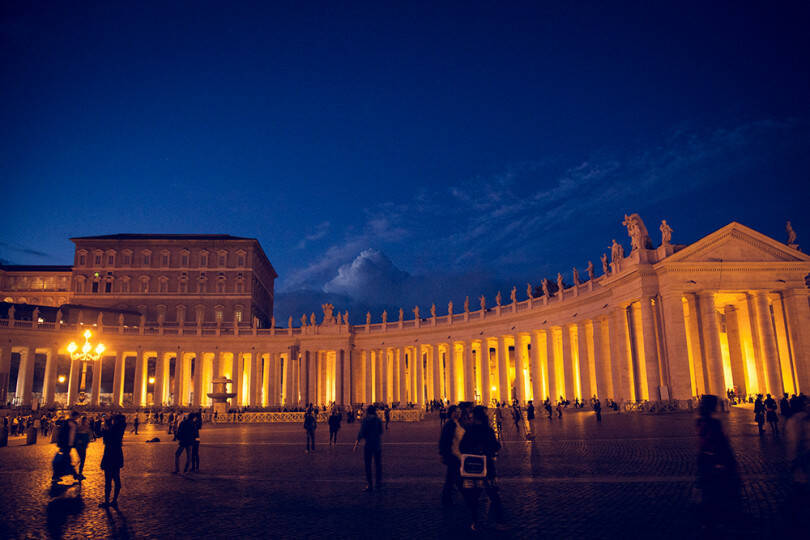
[207,377,237,417]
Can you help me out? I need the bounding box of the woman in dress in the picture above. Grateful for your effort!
[99,414,126,508]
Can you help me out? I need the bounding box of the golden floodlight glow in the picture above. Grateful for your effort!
[67,342,78,354]
[491,386,497,391]
[58,375,66,383]
[95,343,106,355]
[83,329,92,339]
[148,377,155,384]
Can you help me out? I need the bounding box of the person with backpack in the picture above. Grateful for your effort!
[459,405,506,531]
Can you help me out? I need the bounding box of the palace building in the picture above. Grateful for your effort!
[0,217,808,410]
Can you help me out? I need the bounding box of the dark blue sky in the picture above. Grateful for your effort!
[2,2,809,322]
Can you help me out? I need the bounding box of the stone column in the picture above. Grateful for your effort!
[0,345,11,405]
[249,352,260,406]
[639,297,661,400]
[133,350,146,407]
[545,329,558,402]
[496,336,509,404]
[609,309,632,402]
[480,340,491,406]
[514,337,527,405]
[698,292,726,396]
[753,292,782,395]
[173,350,185,406]
[15,347,33,406]
[659,293,691,400]
[685,294,707,395]
[577,323,592,402]
[561,325,575,400]
[263,353,272,406]
[529,332,544,402]
[376,349,384,403]
[67,356,81,406]
[42,349,57,406]
[397,348,406,404]
[432,344,442,402]
[360,350,369,403]
[724,305,747,396]
[112,351,125,406]
[193,352,205,407]
[783,289,810,393]
[91,355,103,406]
[416,345,425,407]
[153,353,165,407]
[447,342,458,403]
[592,318,613,399]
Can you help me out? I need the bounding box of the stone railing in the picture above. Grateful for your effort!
[207,408,424,424]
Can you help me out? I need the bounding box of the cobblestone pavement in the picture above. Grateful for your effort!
[0,406,805,539]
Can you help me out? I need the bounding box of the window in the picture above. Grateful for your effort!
[94,254,102,265]
[107,254,115,265]
[105,281,112,293]
[121,278,130,293]
[218,252,226,266]
[79,254,86,266]
[143,252,151,266]
[200,253,208,267]
[216,274,226,293]
[92,281,99,293]
[161,253,169,266]
[235,310,243,323]
[140,277,149,293]
[237,253,245,266]
[215,308,224,322]
[198,274,207,293]
[179,272,188,293]
[159,278,168,293]
[181,252,189,266]
[122,253,131,265]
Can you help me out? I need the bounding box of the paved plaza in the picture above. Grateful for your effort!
[0,407,805,539]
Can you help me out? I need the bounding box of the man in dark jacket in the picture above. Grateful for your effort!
[439,405,462,506]
[354,405,384,492]
[460,406,506,531]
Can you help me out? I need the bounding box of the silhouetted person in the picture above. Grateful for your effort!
[99,414,126,508]
[384,406,391,431]
[765,394,779,435]
[131,413,140,435]
[460,405,506,531]
[190,413,201,471]
[696,395,740,533]
[594,398,602,422]
[780,393,792,420]
[439,405,462,506]
[493,404,504,440]
[328,408,342,447]
[526,401,535,436]
[74,416,93,479]
[754,395,766,435]
[304,410,317,453]
[354,405,383,492]
[173,415,194,473]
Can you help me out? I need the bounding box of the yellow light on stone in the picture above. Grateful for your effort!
[58,375,66,383]
[491,386,497,392]
[82,342,91,354]
[148,377,155,384]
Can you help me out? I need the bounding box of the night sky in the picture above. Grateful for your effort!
[2,2,809,322]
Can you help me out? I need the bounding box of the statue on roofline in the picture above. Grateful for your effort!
[542,279,550,297]
[366,312,371,325]
[556,273,564,293]
[572,267,580,286]
[586,260,594,281]
[526,283,533,300]
[660,220,673,246]
[601,253,609,275]
[622,213,653,251]
[430,304,436,317]
[382,310,387,324]
[610,239,624,262]
[495,291,501,306]
[464,296,470,312]
[479,295,486,310]
[787,221,797,246]
[510,286,517,304]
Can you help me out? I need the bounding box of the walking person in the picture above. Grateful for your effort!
[75,415,93,479]
[328,407,342,447]
[52,412,80,487]
[189,412,202,472]
[173,414,194,473]
[99,414,126,509]
[131,413,140,435]
[0,417,8,447]
[460,405,507,531]
[493,404,504,441]
[354,405,384,492]
[304,409,317,453]
[511,404,523,438]
[526,401,535,438]
[439,405,463,506]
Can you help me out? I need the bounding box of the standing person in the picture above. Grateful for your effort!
[556,401,564,419]
[328,408,342,447]
[384,406,391,431]
[99,414,126,509]
[544,398,553,419]
[304,409,317,453]
[754,395,766,435]
[695,395,740,531]
[190,412,202,472]
[173,415,194,473]
[780,393,792,420]
[526,401,535,437]
[131,412,140,435]
[511,404,523,437]
[594,398,602,422]
[75,416,93,480]
[764,394,779,436]
[785,395,810,491]
[460,405,506,531]
[439,405,463,506]
[353,405,383,492]
[52,412,80,486]
[167,412,175,435]
[0,417,8,447]
[493,404,504,441]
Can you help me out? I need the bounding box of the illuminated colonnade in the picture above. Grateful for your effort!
[1,221,809,408]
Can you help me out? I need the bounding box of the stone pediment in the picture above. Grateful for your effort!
[664,222,810,263]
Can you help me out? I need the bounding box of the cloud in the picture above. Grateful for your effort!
[295,221,331,249]
[323,249,409,304]
[0,241,51,258]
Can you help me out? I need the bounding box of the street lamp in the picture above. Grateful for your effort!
[67,329,105,403]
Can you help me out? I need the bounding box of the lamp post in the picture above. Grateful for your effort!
[67,329,105,404]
